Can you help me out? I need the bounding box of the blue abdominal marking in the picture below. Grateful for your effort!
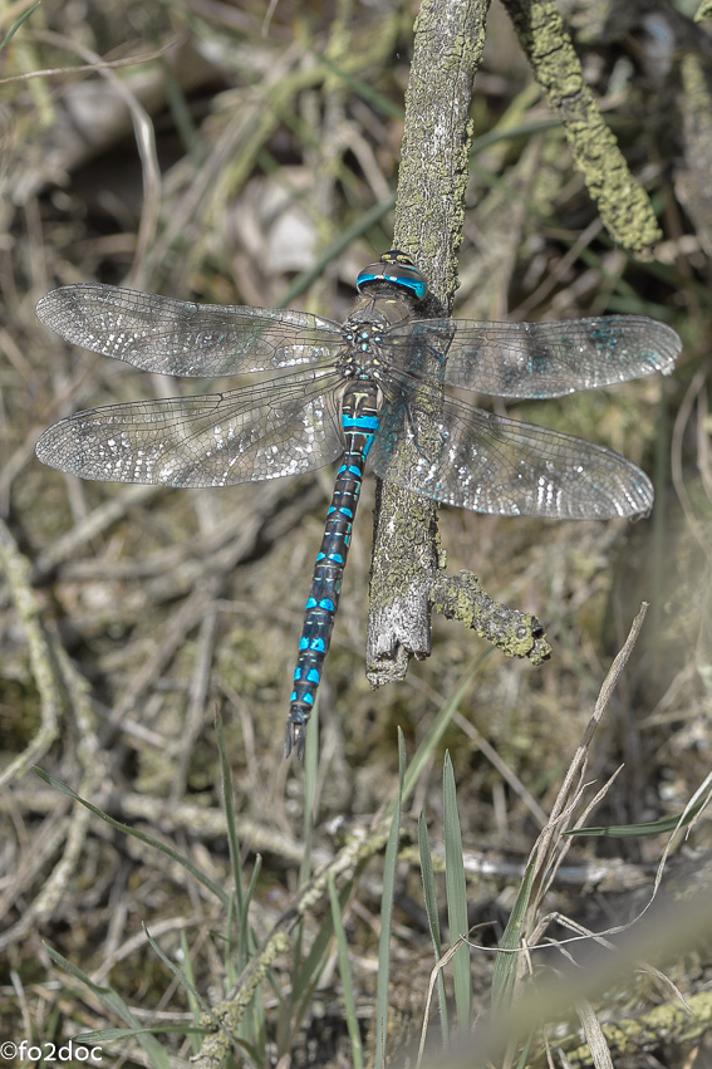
[343,414,380,430]
[292,665,322,682]
[305,597,337,610]
[33,248,682,761]
[338,463,363,477]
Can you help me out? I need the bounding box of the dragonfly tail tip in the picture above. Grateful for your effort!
[284,720,306,761]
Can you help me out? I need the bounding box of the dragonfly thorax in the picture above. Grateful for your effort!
[339,320,388,382]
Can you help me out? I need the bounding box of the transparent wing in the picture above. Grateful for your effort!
[36,370,345,488]
[382,315,681,399]
[371,385,653,519]
[36,284,345,376]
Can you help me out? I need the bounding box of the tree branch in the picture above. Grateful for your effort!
[367,0,551,688]
[500,0,662,257]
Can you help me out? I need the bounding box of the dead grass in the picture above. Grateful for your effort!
[1,1,711,1066]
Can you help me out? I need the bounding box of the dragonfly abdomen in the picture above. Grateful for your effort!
[285,382,379,758]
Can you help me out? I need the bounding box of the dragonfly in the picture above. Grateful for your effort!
[35,250,681,757]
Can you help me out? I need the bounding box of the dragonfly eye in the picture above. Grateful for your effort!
[356,254,428,300]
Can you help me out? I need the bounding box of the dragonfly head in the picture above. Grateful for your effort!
[356,250,428,301]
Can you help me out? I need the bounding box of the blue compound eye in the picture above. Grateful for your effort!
[356,251,428,300]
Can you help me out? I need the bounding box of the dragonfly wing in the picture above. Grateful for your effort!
[36,284,344,376]
[383,316,680,398]
[36,370,345,488]
[371,389,653,519]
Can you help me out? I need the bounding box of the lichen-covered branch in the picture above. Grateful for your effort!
[367,0,552,686]
[195,821,392,1066]
[195,930,291,1069]
[367,0,492,688]
[500,0,661,257]
[430,571,551,664]
[553,989,712,1067]
[676,52,712,256]
[0,517,60,788]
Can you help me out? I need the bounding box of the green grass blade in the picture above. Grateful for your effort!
[162,58,203,162]
[491,860,535,1012]
[44,944,172,1068]
[319,52,404,120]
[293,878,353,1029]
[418,811,450,1046]
[374,729,406,1068]
[34,767,230,906]
[180,931,203,1056]
[0,0,42,53]
[403,659,486,804]
[216,714,247,969]
[143,924,204,1008]
[217,715,264,1048]
[216,712,258,978]
[78,1025,203,1039]
[216,714,244,912]
[442,752,471,1034]
[278,199,395,307]
[328,873,364,1069]
[566,784,712,838]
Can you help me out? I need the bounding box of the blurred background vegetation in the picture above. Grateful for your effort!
[1,0,711,1065]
